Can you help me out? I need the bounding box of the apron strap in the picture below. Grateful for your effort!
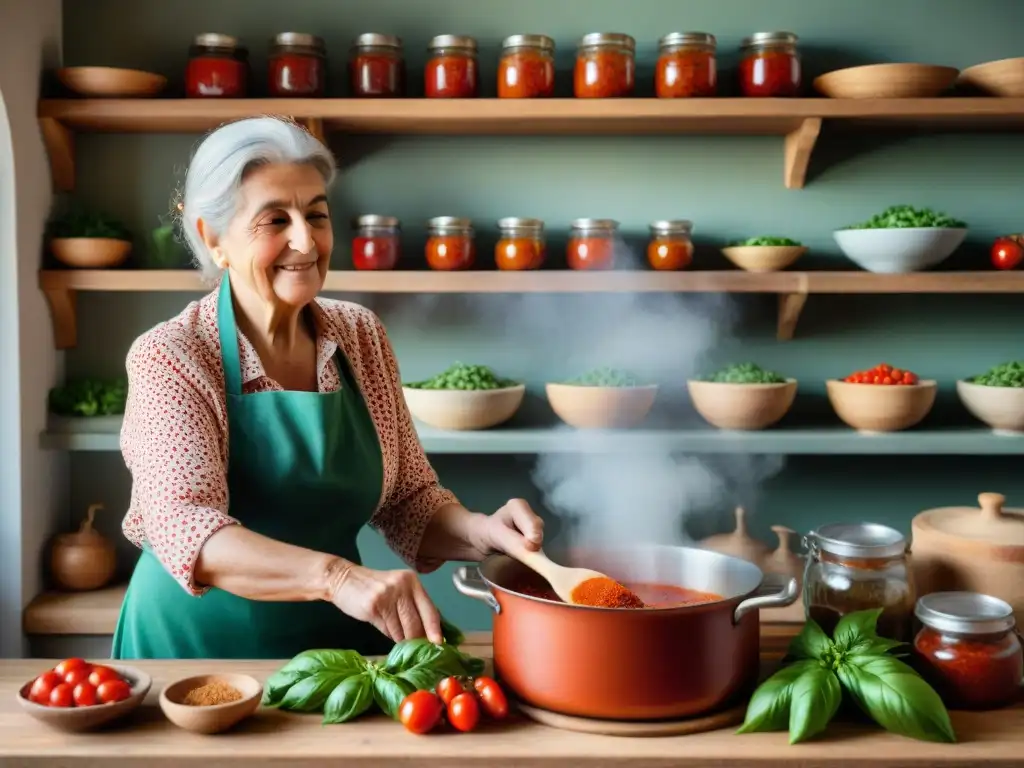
[216,272,244,397]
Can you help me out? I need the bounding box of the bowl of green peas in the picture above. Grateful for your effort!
[402,362,525,430]
[833,205,968,274]
[687,363,797,431]
[545,368,658,429]
[720,236,807,273]
[956,361,1024,435]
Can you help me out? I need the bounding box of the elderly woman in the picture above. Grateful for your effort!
[111,116,544,660]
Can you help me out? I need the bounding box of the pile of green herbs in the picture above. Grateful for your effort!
[48,378,128,417]
[703,362,787,384]
[738,609,955,744]
[46,203,131,241]
[841,205,966,230]
[404,362,518,391]
[562,367,644,387]
[968,361,1024,388]
[729,236,803,247]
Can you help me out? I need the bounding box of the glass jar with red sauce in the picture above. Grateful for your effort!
[647,220,694,270]
[567,219,619,270]
[268,33,327,97]
[185,33,249,98]
[498,34,555,98]
[739,31,801,97]
[351,215,400,271]
[349,33,405,98]
[425,35,478,98]
[574,33,635,98]
[913,592,1023,711]
[495,218,545,270]
[656,32,717,98]
[426,217,475,270]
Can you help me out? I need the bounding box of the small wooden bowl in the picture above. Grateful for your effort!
[57,66,167,97]
[720,245,806,273]
[957,57,1024,97]
[402,384,526,430]
[545,383,658,429]
[159,673,262,734]
[826,379,937,433]
[813,63,959,99]
[687,379,798,431]
[16,664,151,732]
[50,237,131,269]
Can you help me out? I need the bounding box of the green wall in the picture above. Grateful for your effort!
[56,0,1024,634]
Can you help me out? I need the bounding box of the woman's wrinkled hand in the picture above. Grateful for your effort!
[470,498,545,558]
[327,561,443,644]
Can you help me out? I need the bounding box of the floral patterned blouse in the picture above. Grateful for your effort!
[119,285,458,596]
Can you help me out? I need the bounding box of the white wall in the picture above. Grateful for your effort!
[0,0,64,658]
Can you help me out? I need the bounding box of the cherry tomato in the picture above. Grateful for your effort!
[73,682,99,707]
[49,683,74,708]
[97,679,132,704]
[435,676,464,706]
[54,658,89,679]
[991,237,1024,270]
[447,691,480,733]
[88,665,122,688]
[473,677,509,719]
[64,666,91,687]
[398,690,444,735]
[28,671,62,705]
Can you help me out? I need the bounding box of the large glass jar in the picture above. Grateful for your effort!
[567,219,619,270]
[426,217,475,270]
[496,217,546,270]
[739,31,801,97]
[498,35,555,99]
[268,33,327,97]
[803,522,915,642]
[656,32,717,98]
[349,33,404,97]
[185,33,249,98]
[912,592,1023,711]
[647,220,694,270]
[574,33,635,98]
[425,35,478,98]
[352,215,400,271]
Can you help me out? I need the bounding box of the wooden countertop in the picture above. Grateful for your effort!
[3,644,1022,767]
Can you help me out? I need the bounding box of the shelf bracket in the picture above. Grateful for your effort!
[783,117,822,190]
[39,117,75,192]
[297,117,326,143]
[776,291,808,341]
[42,285,77,349]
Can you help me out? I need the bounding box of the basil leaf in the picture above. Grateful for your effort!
[322,671,374,724]
[788,664,842,744]
[384,639,445,673]
[261,668,306,708]
[372,670,415,720]
[848,636,905,657]
[832,608,883,651]
[736,660,818,734]
[440,616,465,647]
[279,670,348,712]
[838,656,956,743]
[397,664,448,692]
[460,653,486,677]
[788,619,833,661]
[277,649,367,677]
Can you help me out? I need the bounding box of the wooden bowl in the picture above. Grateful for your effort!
[826,379,937,433]
[545,383,658,429]
[159,673,262,734]
[956,380,1024,435]
[957,57,1024,97]
[50,238,131,269]
[720,245,806,273]
[16,664,151,732]
[813,64,959,99]
[687,379,798,431]
[57,66,167,97]
[402,384,525,430]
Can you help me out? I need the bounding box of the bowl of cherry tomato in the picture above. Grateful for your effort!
[826,363,936,433]
[17,657,151,731]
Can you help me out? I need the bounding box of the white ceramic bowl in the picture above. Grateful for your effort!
[956,380,1024,435]
[687,379,798,430]
[832,228,967,273]
[402,385,525,431]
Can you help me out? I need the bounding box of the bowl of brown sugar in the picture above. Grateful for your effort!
[159,673,262,734]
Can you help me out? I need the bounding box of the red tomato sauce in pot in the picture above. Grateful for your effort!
[512,580,721,608]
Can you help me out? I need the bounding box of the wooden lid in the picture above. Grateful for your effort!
[913,492,1024,547]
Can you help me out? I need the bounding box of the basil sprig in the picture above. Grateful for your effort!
[738,609,956,744]
[262,633,484,725]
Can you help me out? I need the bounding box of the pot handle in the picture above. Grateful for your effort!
[733,572,800,624]
[452,566,501,614]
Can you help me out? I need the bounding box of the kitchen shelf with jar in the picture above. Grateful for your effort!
[38,268,1024,350]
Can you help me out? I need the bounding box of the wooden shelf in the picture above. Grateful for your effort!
[36,97,1024,192]
[38,269,1024,349]
[23,584,127,635]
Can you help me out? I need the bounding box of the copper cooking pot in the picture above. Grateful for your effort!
[453,544,798,721]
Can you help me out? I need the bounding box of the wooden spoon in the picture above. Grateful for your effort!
[504,542,645,608]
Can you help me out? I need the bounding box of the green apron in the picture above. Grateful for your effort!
[112,274,389,659]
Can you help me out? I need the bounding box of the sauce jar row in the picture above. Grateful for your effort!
[185,30,802,100]
[351,216,695,271]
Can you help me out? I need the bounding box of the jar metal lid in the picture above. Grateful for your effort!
[650,220,694,235]
[353,215,400,229]
[352,33,402,50]
[658,32,717,49]
[428,216,474,232]
[578,33,636,51]
[428,35,478,52]
[497,217,545,231]
[501,34,555,52]
[570,218,619,232]
[271,32,326,52]
[915,591,1016,636]
[741,31,799,49]
[192,33,246,52]
[806,522,906,559]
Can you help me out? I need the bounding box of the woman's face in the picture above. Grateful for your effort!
[204,162,333,310]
